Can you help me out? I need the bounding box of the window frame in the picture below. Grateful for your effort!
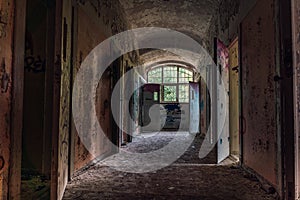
[147,65,194,103]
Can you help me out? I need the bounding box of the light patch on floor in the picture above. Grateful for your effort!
[63,133,277,199]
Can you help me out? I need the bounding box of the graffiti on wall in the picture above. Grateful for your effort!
[0,156,4,171]
[24,33,46,73]
[0,9,8,38]
[0,58,9,93]
[217,40,230,70]
[25,55,46,73]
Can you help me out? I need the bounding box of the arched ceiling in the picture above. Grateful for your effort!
[139,49,211,68]
[119,0,220,67]
[119,0,220,44]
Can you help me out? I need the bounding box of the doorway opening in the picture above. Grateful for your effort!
[21,0,54,198]
[143,64,195,132]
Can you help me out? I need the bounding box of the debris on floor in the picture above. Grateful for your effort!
[63,133,278,200]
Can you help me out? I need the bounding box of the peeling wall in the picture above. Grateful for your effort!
[241,0,278,188]
[47,0,134,198]
[72,0,132,171]
[73,3,111,171]
[73,3,106,171]
[0,0,13,199]
[217,0,258,44]
[216,0,285,192]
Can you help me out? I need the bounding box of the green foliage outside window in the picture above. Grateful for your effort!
[147,65,194,103]
[163,85,177,102]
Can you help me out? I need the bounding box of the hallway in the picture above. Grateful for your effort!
[63,133,277,200]
[1,0,300,199]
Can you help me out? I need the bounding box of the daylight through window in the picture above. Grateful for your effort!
[147,65,194,103]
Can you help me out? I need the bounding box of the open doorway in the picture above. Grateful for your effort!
[214,38,241,164]
[21,0,54,198]
[143,64,194,132]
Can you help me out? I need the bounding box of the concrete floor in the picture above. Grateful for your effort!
[63,132,278,200]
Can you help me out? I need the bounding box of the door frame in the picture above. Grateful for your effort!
[9,0,27,198]
[291,0,300,198]
[68,0,77,179]
[279,0,295,198]
[238,27,244,164]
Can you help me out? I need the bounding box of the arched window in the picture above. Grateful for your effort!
[147,65,194,103]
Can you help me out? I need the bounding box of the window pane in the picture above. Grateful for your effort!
[153,92,158,101]
[148,67,162,83]
[163,85,177,102]
[148,76,162,83]
[178,68,193,83]
[163,66,177,83]
[178,84,189,103]
[148,67,162,76]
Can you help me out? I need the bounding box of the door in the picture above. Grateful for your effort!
[141,84,161,132]
[229,38,240,157]
[240,0,278,187]
[216,39,230,163]
[189,82,200,134]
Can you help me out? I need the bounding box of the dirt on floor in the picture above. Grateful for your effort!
[21,172,50,200]
[63,132,278,200]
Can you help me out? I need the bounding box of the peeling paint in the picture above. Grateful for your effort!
[0,0,13,199]
[241,0,277,187]
[0,9,8,38]
[73,0,131,171]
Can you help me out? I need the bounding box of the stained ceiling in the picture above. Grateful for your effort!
[119,0,220,45]
[119,0,220,67]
